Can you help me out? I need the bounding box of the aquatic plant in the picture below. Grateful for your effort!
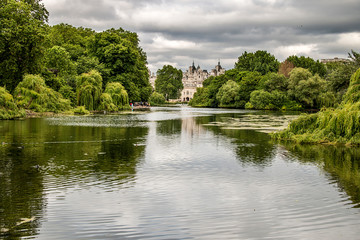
[14,74,71,113]
[0,87,26,119]
[272,68,360,145]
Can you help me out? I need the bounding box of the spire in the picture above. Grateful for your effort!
[192,60,195,68]
[218,59,221,66]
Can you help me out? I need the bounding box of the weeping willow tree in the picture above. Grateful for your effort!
[76,70,102,111]
[14,74,71,112]
[98,93,117,112]
[0,87,26,119]
[272,68,360,145]
[104,82,129,109]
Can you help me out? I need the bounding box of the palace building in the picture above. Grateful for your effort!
[180,61,225,102]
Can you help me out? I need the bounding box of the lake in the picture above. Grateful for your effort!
[1,106,360,239]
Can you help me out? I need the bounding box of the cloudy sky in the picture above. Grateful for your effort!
[42,0,360,73]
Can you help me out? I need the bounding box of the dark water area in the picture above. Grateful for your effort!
[1,106,360,239]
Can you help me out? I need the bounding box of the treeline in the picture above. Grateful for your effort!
[0,0,152,119]
[190,50,360,111]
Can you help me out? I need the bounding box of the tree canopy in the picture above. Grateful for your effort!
[0,0,47,92]
[155,65,183,100]
[235,50,279,75]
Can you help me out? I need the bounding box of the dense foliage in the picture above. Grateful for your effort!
[0,0,152,118]
[273,68,360,145]
[149,92,166,105]
[155,65,183,100]
[14,74,71,112]
[191,50,359,112]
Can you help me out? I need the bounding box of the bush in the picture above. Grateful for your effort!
[14,74,71,112]
[149,92,166,105]
[73,106,89,115]
[0,87,26,119]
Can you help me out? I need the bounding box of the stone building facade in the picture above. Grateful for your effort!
[180,61,225,102]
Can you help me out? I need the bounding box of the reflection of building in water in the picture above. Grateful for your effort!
[181,117,205,137]
[148,61,225,101]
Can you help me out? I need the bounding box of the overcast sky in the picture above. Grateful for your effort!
[42,0,360,73]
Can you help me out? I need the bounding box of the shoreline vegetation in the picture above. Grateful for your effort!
[1,1,360,146]
[272,68,360,145]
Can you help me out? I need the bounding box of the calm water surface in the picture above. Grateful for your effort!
[1,106,360,239]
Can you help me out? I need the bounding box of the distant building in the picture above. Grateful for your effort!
[180,61,225,102]
[149,61,225,102]
[321,57,350,64]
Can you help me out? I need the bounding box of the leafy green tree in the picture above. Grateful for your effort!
[149,92,166,105]
[235,50,280,75]
[98,93,117,112]
[247,90,287,110]
[325,62,356,102]
[287,55,326,77]
[104,82,129,109]
[44,46,75,77]
[76,70,103,111]
[155,65,183,100]
[90,28,151,101]
[348,50,360,67]
[216,80,240,107]
[259,73,288,92]
[14,74,71,112]
[59,85,76,106]
[288,68,329,108]
[237,71,262,105]
[0,0,47,92]
[0,87,26,119]
[189,87,212,107]
[22,0,49,22]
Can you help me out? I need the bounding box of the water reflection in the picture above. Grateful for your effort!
[1,108,360,239]
[0,117,148,238]
[280,143,360,207]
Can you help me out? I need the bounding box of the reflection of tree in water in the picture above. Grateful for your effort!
[281,143,360,207]
[196,114,276,167]
[156,119,182,135]
[0,118,148,238]
[0,137,45,238]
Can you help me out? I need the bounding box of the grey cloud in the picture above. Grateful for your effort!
[43,0,360,72]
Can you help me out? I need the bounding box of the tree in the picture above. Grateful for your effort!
[90,28,151,101]
[348,50,360,67]
[14,74,71,112]
[104,82,129,109]
[149,92,166,105]
[286,55,326,77]
[235,50,280,75]
[44,46,75,77]
[0,0,47,92]
[76,70,103,111]
[0,87,26,119]
[288,68,329,108]
[259,72,288,92]
[155,65,183,100]
[216,80,240,107]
